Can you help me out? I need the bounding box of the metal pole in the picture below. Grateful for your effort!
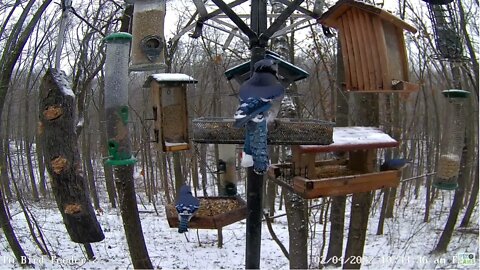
[246,1,267,269]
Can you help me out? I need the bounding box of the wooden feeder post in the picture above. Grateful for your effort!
[144,74,197,152]
[130,0,167,72]
[319,0,419,93]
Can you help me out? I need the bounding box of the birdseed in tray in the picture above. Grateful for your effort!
[196,198,244,217]
[314,165,359,179]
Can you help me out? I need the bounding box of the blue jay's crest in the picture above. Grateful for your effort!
[254,59,279,75]
[175,185,200,233]
[380,159,410,171]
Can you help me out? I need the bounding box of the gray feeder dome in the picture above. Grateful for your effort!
[224,50,309,87]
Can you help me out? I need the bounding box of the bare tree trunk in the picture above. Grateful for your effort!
[0,0,52,264]
[0,190,29,265]
[460,165,478,227]
[82,113,100,210]
[114,165,153,268]
[24,87,39,201]
[285,192,308,269]
[98,75,117,208]
[325,42,348,266]
[343,93,378,269]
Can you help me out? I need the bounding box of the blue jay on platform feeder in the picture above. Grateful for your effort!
[234,59,285,175]
[175,185,200,233]
[380,158,410,171]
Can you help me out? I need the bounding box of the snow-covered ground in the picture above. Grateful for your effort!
[1,178,478,269]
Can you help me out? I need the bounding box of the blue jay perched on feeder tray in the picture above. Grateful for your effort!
[380,158,410,171]
[175,185,200,233]
[234,59,285,175]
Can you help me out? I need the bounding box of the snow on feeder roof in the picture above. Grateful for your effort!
[145,73,197,152]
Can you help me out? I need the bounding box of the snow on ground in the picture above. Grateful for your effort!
[0,180,478,270]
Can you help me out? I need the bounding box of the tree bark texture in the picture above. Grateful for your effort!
[343,93,378,269]
[114,165,153,269]
[39,68,104,243]
[326,42,348,266]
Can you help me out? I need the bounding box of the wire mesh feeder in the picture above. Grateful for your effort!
[425,1,464,60]
[166,196,247,229]
[268,160,401,199]
[192,117,334,145]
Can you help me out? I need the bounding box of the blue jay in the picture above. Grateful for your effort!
[175,185,200,233]
[233,59,285,175]
[380,159,410,171]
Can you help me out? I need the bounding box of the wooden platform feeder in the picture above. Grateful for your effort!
[165,196,247,229]
[318,0,419,93]
[144,73,197,152]
[268,127,401,198]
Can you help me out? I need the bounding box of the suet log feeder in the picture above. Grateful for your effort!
[130,0,167,72]
[144,73,197,152]
[319,0,419,93]
[165,196,247,229]
[433,89,470,190]
[104,32,136,166]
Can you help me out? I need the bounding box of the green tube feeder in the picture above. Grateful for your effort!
[104,32,136,166]
[433,89,470,190]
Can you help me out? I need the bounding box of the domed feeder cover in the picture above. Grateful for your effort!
[433,89,470,190]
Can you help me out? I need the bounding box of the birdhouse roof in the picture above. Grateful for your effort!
[144,73,198,87]
[318,0,417,33]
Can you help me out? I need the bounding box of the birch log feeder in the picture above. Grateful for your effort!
[39,68,104,243]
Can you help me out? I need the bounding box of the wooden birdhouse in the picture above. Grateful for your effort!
[144,73,197,152]
[319,0,419,93]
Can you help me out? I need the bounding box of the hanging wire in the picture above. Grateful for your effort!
[54,0,72,69]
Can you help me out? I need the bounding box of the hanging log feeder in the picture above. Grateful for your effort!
[165,196,247,229]
[268,127,401,198]
[40,68,104,243]
[318,0,419,94]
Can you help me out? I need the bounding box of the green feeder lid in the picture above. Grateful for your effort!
[105,157,137,166]
[442,89,470,98]
[104,32,132,43]
[432,181,458,190]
